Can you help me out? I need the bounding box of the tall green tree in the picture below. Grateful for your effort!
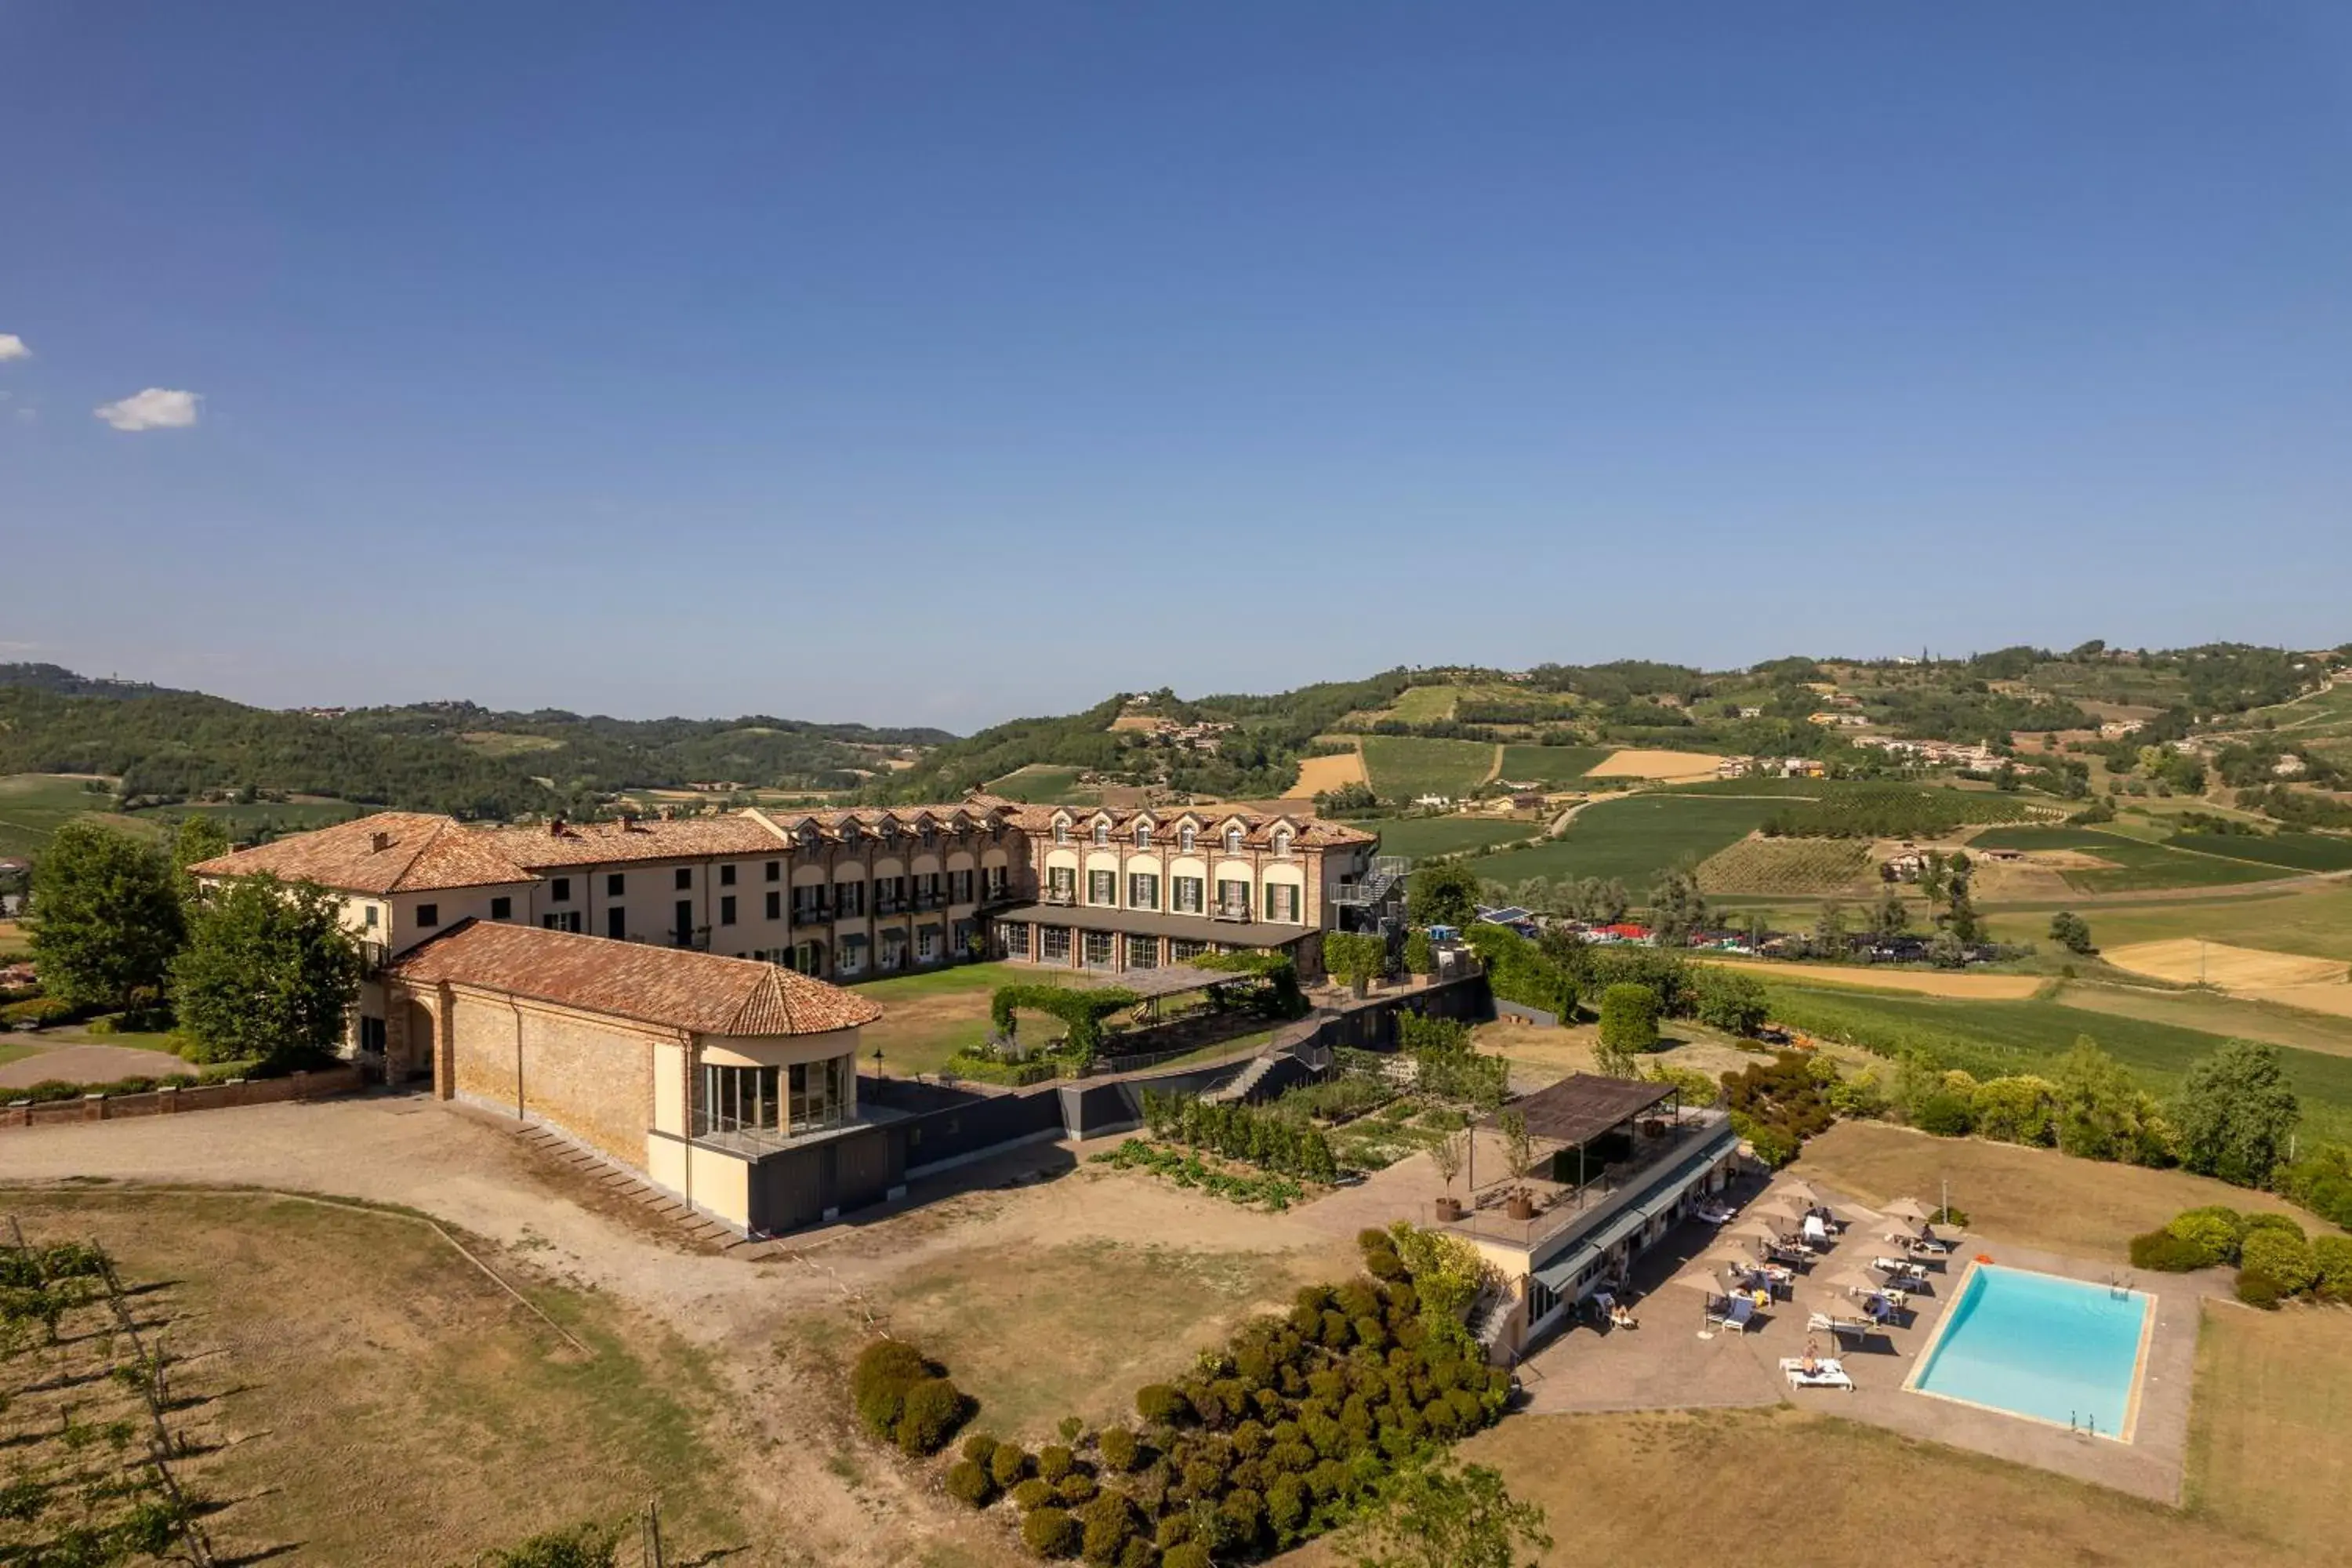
[1346,1455,1551,1568]
[27,821,184,1009]
[171,873,361,1066]
[1595,982,1660,1073]
[2055,1036,2169,1165]
[1406,862,1482,929]
[2047,911,2095,955]
[1645,869,1708,946]
[2173,1040,2300,1187]
[169,815,233,900]
[1867,884,1909,940]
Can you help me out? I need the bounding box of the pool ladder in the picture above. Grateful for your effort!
[2069,1410,2098,1439]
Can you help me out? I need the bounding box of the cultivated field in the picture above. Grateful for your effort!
[1584,747,1725,781]
[1710,956,2045,999]
[2103,938,2348,990]
[2058,837,2288,895]
[2039,883,2352,962]
[1283,746,1366,799]
[1339,815,1534,862]
[980,764,1100,806]
[1474,794,1783,887]
[0,773,158,856]
[2168,831,2352,872]
[2056,982,2352,1061]
[1357,735,1497,800]
[1494,744,1612,788]
[1692,835,1873,895]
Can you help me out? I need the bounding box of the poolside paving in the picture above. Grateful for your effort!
[1509,1176,2222,1504]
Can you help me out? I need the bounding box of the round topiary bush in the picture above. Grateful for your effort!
[945,1461,995,1508]
[962,1430,1000,1466]
[2129,1229,2216,1272]
[1078,1492,1139,1566]
[895,1376,969,1456]
[851,1338,934,1438]
[1011,1479,1054,1512]
[1096,1426,1139,1473]
[2313,1235,2352,1302]
[2241,1210,2307,1245]
[1911,1092,1976,1138]
[1056,1473,1098,1507]
[2241,1228,2318,1295]
[1036,1444,1076,1483]
[1161,1544,1211,1568]
[1022,1506,1080,1559]
[2165,1207,2244,1263]
[993,1443,1033,1488]
[1116,1537,1155,1568]
[2236,1269,2285,1310]
[1135,1383,1188,1426]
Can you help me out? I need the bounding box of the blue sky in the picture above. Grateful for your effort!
[4,3,2349,730]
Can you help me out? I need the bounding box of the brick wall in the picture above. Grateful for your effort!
[437,985,662,1166]
[0,1066,365,1129]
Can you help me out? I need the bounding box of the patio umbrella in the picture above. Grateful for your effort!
[1663,1268,1726,1334]
[1721,1218,1777,1245]
[1774,1179,1824,1207]
[1882,1196,1934,1225]
[1826,1266,1889,1298]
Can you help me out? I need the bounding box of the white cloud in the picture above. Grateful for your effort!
[0,333,28,361]
[94,387,201,432]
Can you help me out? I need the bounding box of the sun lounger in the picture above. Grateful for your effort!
[1780,1356,1856,1392]
[1906,1233,1955,1255]
[1807,1311,1876,1339]
[1705,1296,1758,1334]
[1871,1257,1929,1282]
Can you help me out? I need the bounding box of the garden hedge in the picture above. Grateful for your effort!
[990,985,1142,1060]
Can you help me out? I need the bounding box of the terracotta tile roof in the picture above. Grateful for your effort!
[493,814,794,869]
[387,921,883,1037]
[1007,804,1375,848]
[188,812,536,895]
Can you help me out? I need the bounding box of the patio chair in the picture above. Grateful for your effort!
[1780,1356,1856,1392]
[1871,1256,1929,1283]
[1705,1295,1758,1334]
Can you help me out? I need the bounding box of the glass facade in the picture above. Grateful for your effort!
[697,1056,850,1141]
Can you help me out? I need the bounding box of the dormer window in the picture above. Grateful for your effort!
[1179,825,1196,853]
[1134,822,1152,849]
[1225,826,1244,855]
[1054,819,1069,844]
[1273,830,1292,858]
[1093,819,1110,847]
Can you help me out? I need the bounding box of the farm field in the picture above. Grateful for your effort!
[1283,746,1365,799]
[1583,747,1723,780]
[1357,735,1497,800]
[2055,981,2352,1061]
[1385,684,1461,722]
[1472,794,1783,886]
[1338,815,1533,862]
[2020,882,2352,961]
[980,763,1100,806]
[2168,831,2352,871]
[1707,956,2045,999]
[2102,938,2346,990]
[1759,982,2352,1145]
[1969,824,2134,851]
[160,796,367,836]
[1692,835,1872,895]
[0,772,160,856]
[2058,837,2288,895]
[1494,744,1612,788]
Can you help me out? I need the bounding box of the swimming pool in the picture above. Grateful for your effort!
[1907,1264,2153,1440]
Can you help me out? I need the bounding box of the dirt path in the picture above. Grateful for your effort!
[1481,743,1504,786]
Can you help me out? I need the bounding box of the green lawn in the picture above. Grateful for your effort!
[1763,982,2352,1145]
[849,961,1041,1076]
[1494,745,1612,788]
[1472,794,1784,887]
[1338,816,1534,862]
[1357,735,1496,801]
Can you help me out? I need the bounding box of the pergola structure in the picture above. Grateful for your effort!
[1100,963,1262,1020]
[1482,1073,1681,1192]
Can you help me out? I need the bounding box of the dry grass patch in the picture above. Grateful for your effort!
[789,1236,1335,1443]
[1286,746,1367,799]
[2056,982,2352,1060]
[1586,748,1726,781]
[1276,1405,2288,1566]
[2,1189,750,1566]
[2189,1304,2352,1555]
[2104,938,2347,989]
[1705,956,2046,999]
[1793,1121,2318,1263]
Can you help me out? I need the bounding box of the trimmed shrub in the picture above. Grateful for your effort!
[2240,1228,2318,1294]
[1057,1473,1099,1507]
[1097,1426,1140,1473]
[0,996,75,1030]
[1162,1545,1211,1568]
[2129,1229,2216,1272]
[2165,1208,2242,1265]
[1079,1492,1139,1565]
[2236,1269,2285,1310]
[1116,1539,1154,1568]
[853,1339,933,1437]
[1036,1444,1076,1483]
[1022,1506,1080,1559]
[895,1376,970,1457]
[946,1461,995,1508]
[1136,1383,1188,1426]
[2241,1211,2306,1245]
[993,1444,1033,1488]
[963,1431,1000,1466]
[1596,982,1661,1060]
[1911,1092,1975,1138]
[1011,1479,1055,1512]
[2311,1236,2352,1302]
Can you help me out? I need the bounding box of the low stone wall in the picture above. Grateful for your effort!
[0,1065,366,1129]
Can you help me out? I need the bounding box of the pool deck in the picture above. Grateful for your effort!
[1509,1177,2230,1504]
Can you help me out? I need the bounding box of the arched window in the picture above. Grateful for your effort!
[1093,819,1111,847]
[1179,825,1196,853]
[1225,826,1243,855]
[1135,822,1152,848]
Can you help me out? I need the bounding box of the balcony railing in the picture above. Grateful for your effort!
[792,905,833,927]
[1043,887,1077,906]
[1439,1109,1734,1256]
[875,898,905,916]
[1213,906,1254,922]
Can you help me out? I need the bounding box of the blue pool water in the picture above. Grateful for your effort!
[1911,1265,2150,1438]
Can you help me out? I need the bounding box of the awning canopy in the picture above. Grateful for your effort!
[993,902,1316,953]
[1501,1074,1676,1147]
[1110,964,1263,1001]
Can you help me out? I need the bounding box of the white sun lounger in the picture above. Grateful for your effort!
[1780,1356,1856,1392]
[1871,1257,1930,1281]
[1807,1311,1877,1339]
[1705,1296,1758,1333]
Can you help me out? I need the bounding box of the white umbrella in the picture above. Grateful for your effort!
[1883,1196,1934,1225]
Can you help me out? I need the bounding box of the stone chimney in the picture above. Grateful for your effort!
[369,831,392,854]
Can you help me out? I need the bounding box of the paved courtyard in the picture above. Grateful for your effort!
[1509,1175,2219,1504]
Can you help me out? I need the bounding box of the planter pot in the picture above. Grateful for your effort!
[1506,1193,1535,1221]
[1435,1196,1464,1221]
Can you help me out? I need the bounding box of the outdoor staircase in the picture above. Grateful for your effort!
[511,1121,782,1259]
[1468,1286,1515,1353]
[1204,1053,1283,1105]
[1332,855,1410,911]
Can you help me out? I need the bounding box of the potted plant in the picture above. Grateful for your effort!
[1505,1189,1535,1221]
[1431,1131,1465,1221]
